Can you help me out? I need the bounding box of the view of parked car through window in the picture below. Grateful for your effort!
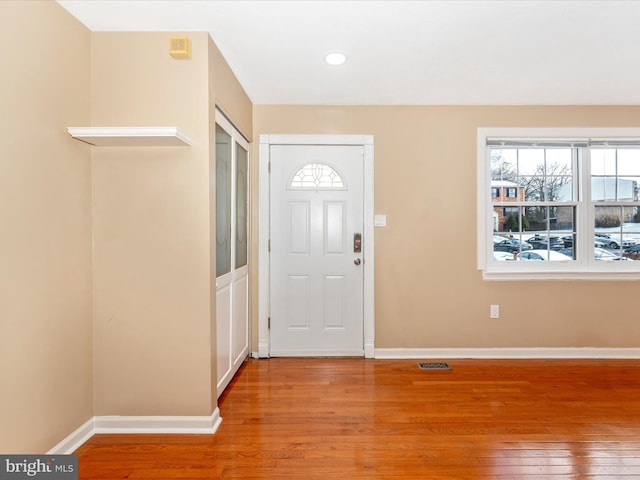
[489,142,640,263]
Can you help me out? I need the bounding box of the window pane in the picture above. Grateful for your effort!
[495,206,525,233]
[592,176,639,203]
[516,148,573,201]
[517,149,544,176]
[216,125,232,277]
[235,143,248,268]
[290,163,344,189]
[519,206,575,261]
[618,178,639,202]
[556,206,576,259]
[591,149,616,176]
[591,177,614,202]
[544,149,573,201]
[616,149,640,176]
[490,149,517,182]
[546,148,572,173]
[591,149,640,202]
[594,205,633,261]
[523,206,548,231]
[517,249,571,262]
[594,205,623,232]
[553,206,574,232]
[562,234,576,259]
[519,177,542,201]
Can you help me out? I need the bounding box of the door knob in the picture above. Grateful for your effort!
[354,258,361,265]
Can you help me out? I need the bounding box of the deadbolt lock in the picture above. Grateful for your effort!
[353,233,362,253]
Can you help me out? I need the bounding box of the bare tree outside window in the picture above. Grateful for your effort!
[519,162,573,202]
[490,151,516,182]
[491,149,572,201]
[490,148,574,233]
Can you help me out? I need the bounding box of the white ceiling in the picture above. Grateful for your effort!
[57,0,640,106]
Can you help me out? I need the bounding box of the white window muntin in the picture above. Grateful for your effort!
[478,128,640,280]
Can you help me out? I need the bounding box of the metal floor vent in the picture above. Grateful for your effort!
[417,362,452,370]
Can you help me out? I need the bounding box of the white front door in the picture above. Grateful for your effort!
[269,144,365,356]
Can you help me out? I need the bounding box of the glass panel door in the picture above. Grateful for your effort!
[235,143,248,268]
[215,111,250,398]
[216,125,232,277]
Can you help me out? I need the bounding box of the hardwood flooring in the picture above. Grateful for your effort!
[76,358,640,479]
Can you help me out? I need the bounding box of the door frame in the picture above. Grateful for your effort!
[258,134,375,358]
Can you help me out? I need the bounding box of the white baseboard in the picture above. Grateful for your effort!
[47,409,222,454]
[258,341,270,358]
[374,347,640,359]
[364,341,375,359]
[47,417,96,455]
[94,409,222,434]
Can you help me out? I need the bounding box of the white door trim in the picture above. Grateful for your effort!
[258,134,375,358]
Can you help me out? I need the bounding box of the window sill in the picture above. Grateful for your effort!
[482,269,640,281]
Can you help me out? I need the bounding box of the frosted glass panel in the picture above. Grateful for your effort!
[216,125,232,277]
[290,163,344,189]
[235,143,248,268]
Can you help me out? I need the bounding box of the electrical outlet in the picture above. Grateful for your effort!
[490,304,500,319]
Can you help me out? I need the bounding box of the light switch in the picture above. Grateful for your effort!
[374,215,387,227]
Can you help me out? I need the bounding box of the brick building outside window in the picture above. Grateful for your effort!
[491,180,526,231]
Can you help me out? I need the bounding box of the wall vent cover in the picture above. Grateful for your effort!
[417,362,452,370]
[170,36,191,59]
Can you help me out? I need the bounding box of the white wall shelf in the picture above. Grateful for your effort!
[67,127,192,147]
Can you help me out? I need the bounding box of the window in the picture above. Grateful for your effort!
[491,187,500,198]
[235,142,248,268]
[289,163,345,189]
[478,128,640,280]
[215,124,232,277]
[503,207,520,216]
[216,116,250,278]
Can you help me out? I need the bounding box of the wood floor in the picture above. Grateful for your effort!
[76,358,640,479]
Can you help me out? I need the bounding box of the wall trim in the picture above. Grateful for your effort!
[375,347,640,359]
[47,409,222,454]
[47,417,96,455]
[364,340,375,359]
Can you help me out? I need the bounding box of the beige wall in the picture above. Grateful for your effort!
[91,32,251,416]
[0,7,253,449]
[0,1,93,452]
[208,37,253,142]
[91,32,215,415]
[253,105,640,350]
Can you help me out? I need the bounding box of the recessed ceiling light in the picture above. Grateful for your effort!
[325,52,347,66]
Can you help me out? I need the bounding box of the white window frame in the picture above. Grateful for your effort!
[478,127,640,281]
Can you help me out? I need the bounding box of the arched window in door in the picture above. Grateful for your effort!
[289,163,345,189]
